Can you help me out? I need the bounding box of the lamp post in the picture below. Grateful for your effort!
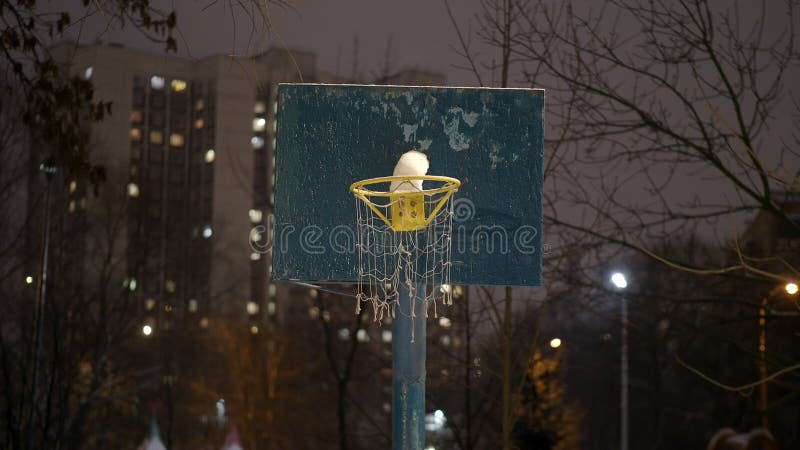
[610,272,629,450]
[758,281,799,429]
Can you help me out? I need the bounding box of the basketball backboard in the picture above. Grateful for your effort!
[272,84,543,286]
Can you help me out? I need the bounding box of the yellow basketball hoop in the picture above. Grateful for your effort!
[349,175,461,232]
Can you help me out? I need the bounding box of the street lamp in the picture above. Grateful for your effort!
[549,338,562,349]
[758,281,799,429]
[610,272,629,450]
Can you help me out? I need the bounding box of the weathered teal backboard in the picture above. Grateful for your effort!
[273,84,543,286]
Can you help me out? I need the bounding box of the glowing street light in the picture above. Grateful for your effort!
[611,272,628,289]
[549,338,562,349]
[142,325,153,336]
[785,282,798,296]
[610,271,629,450]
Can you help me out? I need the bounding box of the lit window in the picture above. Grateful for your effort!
[130,128,142,141]
[128,278,138,291]
[453,285,464,298]
[171,79,187,92]
[267,302,276,315]
[438,317,451,329]
[164,304,173,312]
[250,252,261,261]
[195,99,204,111]
[145,298,156,310]
[69,181,77,193]
[250,325,259,334]
[337,328,350,340]
[79,197,87,209]
[25,276,34,285]
[150,76,165,89]
[68,200,76,213]
[272,101,278,114]
[188,299,198,312]
[194,118,204,129]
[440,335,452,346]
[246,301,259,315]
[272,137,276,150]
[357,329,369,342]
[202,225,213,238]
[252,117,266,132]
[169,133,184,147]
[149,130,164,144]
[251,136,265,149]
[204,149,215,163]
[254,101,266,114]
[308,306,320,319]
[322,311,331,322]
[272,119,277,132]
[165,280,176,293]
[268,284,276,298]
[127,183,140,198]
[381,329,392,343]
[130,111,143,123]
[199,317,209,328]
[84,66,93,80]
[249,209,263,223]
[142,324,153,336]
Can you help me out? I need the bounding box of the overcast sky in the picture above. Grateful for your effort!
[59,0,491,85]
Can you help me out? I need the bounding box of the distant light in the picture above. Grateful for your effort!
[250,325,259,334]
[170,79,187,92]
[438,316,452,328]
[267,302,276,315]
[549,338,562,349]
[252,117,266,132]
[142,325,153,336]
[188,299,198,313]
[253,101,266,114]
[83,66,93,80]
[165,280,176,293]
[357,329,369,342]
[425,409,446,432]
[249,209,263,223]
[204,149,216,163]
[202,226,213,239]
[786,282,799,295]
[246,301,259,315]
[440,335,451,346]
[439,284,451,294]
[25,276,33,285]
[382,329,392,343]
[169,133,185,147]
[337,328,350,340]
[127,182,139,198]
[611,272,628,289]
[199,317,209,328]
[194,118,204,129]
[308,306,320,319]
[150,75,165,89]
[251,136,265,149]
[69,181,77,193]
[250,252,261,261]
[145,298,156,310]
[128,278,138,291]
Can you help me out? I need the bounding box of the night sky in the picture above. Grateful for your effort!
[58,0,489,85]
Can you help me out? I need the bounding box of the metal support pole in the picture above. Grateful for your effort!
[758,297,768,429]
[392,280,426,450]
[621,295,629,450]
[28,162,56,449]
